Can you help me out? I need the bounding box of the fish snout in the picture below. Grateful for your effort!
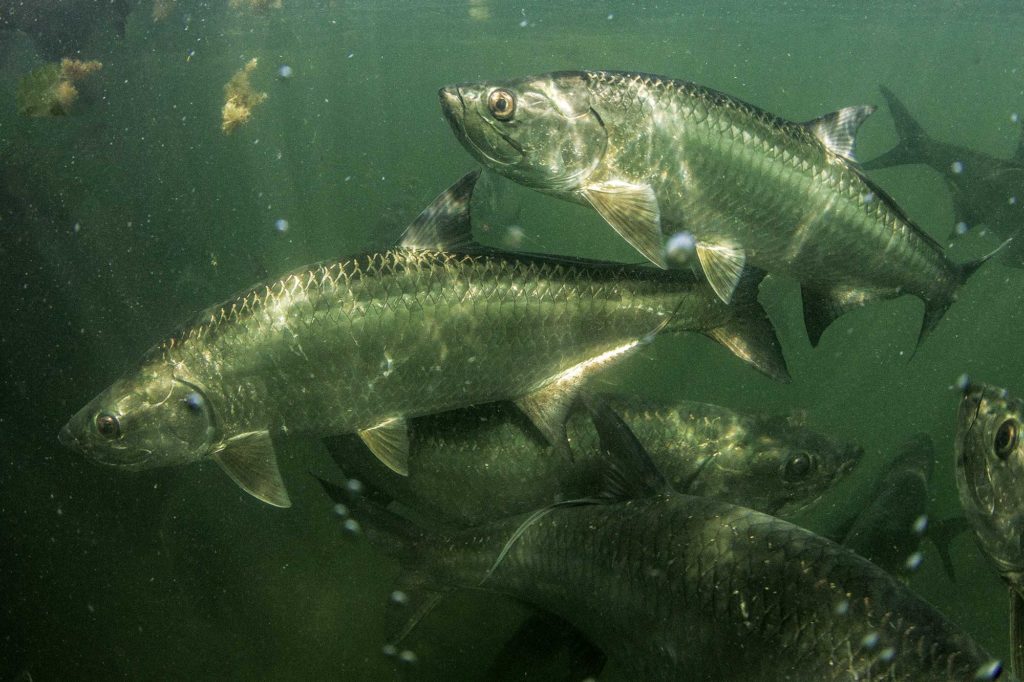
[438,86,465,123]
[58,422,79,450]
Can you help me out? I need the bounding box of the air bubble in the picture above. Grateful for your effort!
[955,221,969,235]
[878,647,896,662]
[390,590,409,606]
[834,599,850,616]
[398,650,418,665]
[346,479,364,496]
[904,551,924,572]
[861,632,879,650]
[342,518,361,535]
[274,218,289,233]
[332,503,349,518]
[665,231,697,265]
[381,644,397,657]
[975,659,1003,680]
[1012,112,1020,124]
[912,514,928,536]
[956,373,972,393]
[951,160,964,174]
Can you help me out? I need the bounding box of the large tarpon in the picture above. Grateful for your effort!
[863,85,1024,265]
[58,172,788,507]
[439,71,991,346]
[956,381,1024,676]
[328,397,861,527]
[320,399,1007,681]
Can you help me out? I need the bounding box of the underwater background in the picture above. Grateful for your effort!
[2,1,1024,678]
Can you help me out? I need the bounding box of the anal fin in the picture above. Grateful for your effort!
[516,340,648,447]
[359,418,410,476]
[801,284,887,347]
[213,430,291,508]
[581,180,666,268]
[695,241,746,303]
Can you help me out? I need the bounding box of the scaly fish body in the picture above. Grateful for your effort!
[332,398,861,526]
[440,71,986,345]
[59,173,787,506]
[328,402,1002,681]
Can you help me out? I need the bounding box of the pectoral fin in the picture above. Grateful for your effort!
[695,241,746,304]
[581,180,666,268]
[213,430,291,508]
[358,418,410,476]
[516,338,653,448]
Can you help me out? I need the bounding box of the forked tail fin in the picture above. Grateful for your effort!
[861,86,930,171]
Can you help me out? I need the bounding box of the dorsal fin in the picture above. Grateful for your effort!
[399,170,480,251]
[805,105,876,163]
[585,395,670,501]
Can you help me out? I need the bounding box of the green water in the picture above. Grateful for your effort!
[2,1,1023,679]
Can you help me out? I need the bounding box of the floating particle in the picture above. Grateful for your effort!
[862,191,875,204]
[861,632,879,650]
[955,221,969,235]
[345,478,364,496]
[951,160,964,174]
[342,518,361,535]
[833,599,850,616]
[332,503,349,518]
[956,373,971,392]
[1012,113,1020,124]
[912,514,928,536]
[390,590,409,606]
[277,64,293,79]
[398,650,418,665]
[1011,196,1018,205]
[607,13,614,19]
[878,647,896,662]
[274,218,289,233]
[381,644,397,657]
[904,551,924,572]
[503,225,526,248]
[519,19,528,27]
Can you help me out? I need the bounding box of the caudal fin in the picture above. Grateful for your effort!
[703,269,791,383]
[918,240,1007,346]
[861,86,930,171]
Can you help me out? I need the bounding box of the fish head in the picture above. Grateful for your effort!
[955,381,1024,581]
[439,73,607,192]
[740,414,864,517]
[59,361,217,471]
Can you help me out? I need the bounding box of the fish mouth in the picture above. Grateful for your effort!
[958,387,996,515]
[58,423,78,449]
[439,86,466,134]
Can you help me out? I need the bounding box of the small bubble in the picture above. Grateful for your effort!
[861,632,879,650]
[912,514,928,536]
[518,19,528,27]
[1011,196,1018,205]
[955,221,969,235]
[863,191,875,204]
[878,647,896,662]
[275,218,289,233]
[975,660,1003,679]
[904,551,924,572]
[73,222,81,233]
[607,13,614,19]
[503,225,526,248]
[342,518,361,535]
[346,478,364,496]
[277,64,293,79]
[834,599,850,616]
[332,503,349,518]
[665,231,697,265]
[381,644,397,658]
[390,590,409,606]
[951,160,964,174]
[398,650,418,665]
[347,52,354,59]
[1012,112,1020,124]
[956,373,972,392]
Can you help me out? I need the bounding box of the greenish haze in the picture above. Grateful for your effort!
[3,1,1024,679]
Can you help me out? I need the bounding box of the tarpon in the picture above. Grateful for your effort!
[956,381,1024,675]
[864,86,1024,265]
[328,397,861,527]
[440,71,992,346]
[320,399,1006,681]
[59,171,788,507]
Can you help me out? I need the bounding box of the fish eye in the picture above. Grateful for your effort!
[95,413,120,439]
[994,419,1019,459]
[487,89,516,121]
[783,452,813,481]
